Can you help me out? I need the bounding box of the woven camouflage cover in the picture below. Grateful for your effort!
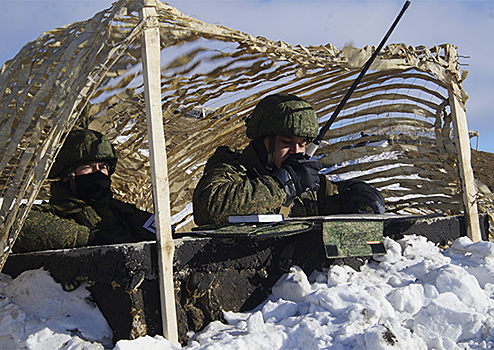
[0,0,484,271]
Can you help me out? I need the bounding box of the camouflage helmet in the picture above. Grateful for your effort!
[49,129,118,179]
[245,93,319,140]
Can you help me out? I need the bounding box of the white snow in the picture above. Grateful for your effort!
[1,234,494,350]
[0,269,113,349]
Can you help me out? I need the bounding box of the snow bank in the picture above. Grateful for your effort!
[1,234,494,350]
[0,269,112,349]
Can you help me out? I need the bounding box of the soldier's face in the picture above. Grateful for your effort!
[264,135,308,168]
[74,162,109,176]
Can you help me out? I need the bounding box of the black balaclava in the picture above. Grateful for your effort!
[72,171,112,201]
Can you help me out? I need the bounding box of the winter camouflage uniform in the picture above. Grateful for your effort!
[193,94,383,226]
[13,129,154,253]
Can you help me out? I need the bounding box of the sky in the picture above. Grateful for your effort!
[1,0,494,152]
[2,234,494,349]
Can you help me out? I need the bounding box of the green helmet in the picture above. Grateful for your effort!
[245,93,319,141]
[49,129,118,179]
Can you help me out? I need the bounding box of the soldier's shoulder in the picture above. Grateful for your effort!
[213,145,242,158]
[206,146,242,167]
[29,201,55,213]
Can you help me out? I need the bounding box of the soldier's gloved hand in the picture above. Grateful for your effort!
[339,179,385,214]
[87,228,119,246]
[273,154,321,200]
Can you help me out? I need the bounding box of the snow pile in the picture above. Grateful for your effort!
[0,269,113,349]
[178,235,494,350]
[2,234,494,349]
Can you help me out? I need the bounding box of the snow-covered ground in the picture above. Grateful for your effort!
[1,234,494,350]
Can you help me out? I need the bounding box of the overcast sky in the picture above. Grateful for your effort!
[1,0,493,152]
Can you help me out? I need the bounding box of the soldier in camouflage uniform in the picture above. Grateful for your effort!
[193,93,385,225]
[13,129,155,253]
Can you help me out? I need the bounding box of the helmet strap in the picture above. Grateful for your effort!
[67,172,79,196]
[266,135,276,172]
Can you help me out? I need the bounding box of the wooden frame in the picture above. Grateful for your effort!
[449,90,482,242]
[139,0,178,342]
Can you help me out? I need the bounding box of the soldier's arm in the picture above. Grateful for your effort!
[193,161,286,225]
[317,175,345,215]
[318,177,385,215]
[13,205,91,253]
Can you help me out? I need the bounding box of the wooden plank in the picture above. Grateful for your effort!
[449,91,482,242]
[139,1,178,342]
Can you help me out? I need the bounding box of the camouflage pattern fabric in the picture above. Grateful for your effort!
[245,94,319,141]
[192,221,316,238]
[13,181,154,253]
[322,220,386,258]
[49,129,118,179]
[14,203,91,252]
[193,142,350,226]
[193,145,286,225]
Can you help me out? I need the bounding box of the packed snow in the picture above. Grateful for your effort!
[1,234,494,350]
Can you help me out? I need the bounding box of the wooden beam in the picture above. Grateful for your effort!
[139,1,178,342]
[449,91,482,242]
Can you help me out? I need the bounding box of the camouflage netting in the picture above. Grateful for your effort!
[0,0,488,269]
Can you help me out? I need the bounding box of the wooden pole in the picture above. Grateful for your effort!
[139,0,178,342]
[449,90,482,242]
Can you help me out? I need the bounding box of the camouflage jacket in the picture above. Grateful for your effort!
[13,181,155,253]
[193,141,349,225]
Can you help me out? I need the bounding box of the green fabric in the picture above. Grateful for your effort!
[322,220,385,258]
[49,129,118,179]
[14,181,154,253]
[192,142,346,226]
[192,144,286,225]
[193,221,316,238]
[245,94,319,140]
[14,203,91,253]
